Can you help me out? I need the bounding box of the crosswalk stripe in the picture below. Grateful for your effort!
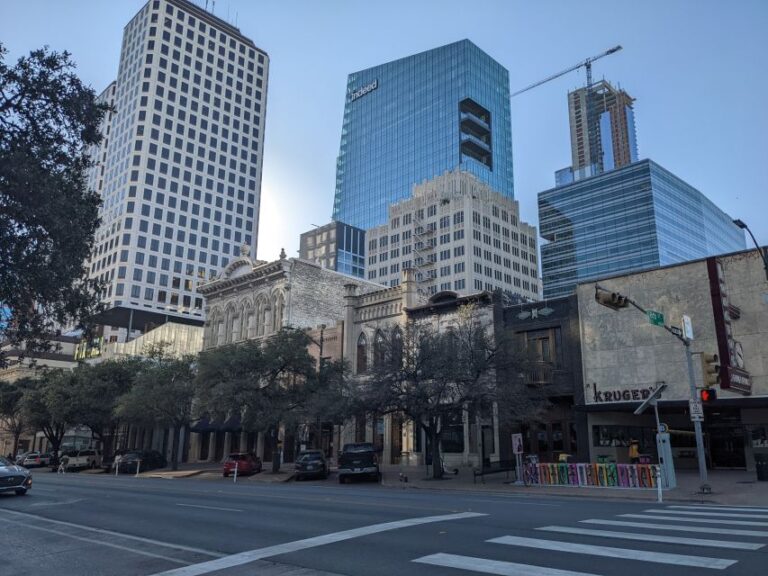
[582,518,768,538]
[413,553,601,576]
[645,508,768,519]
[623,513,768,527]
[537,525,763,550]
[488,535,736,569]
[667,505,768,513]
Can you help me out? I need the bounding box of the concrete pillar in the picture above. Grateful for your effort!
[239,431,248,452]
[224,432,232,456]
[207,432,216,462]
[383,413,392,465]
[343,284,358,367]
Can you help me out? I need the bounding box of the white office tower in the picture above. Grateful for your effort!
[85,0,268,343]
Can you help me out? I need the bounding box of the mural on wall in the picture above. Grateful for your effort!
[708,258,752,395]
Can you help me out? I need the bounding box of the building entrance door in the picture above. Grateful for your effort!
[708,426,746,469]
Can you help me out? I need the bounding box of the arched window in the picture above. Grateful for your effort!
[356,333,368,374]
[391,326,403,367]
[374,330,386,368]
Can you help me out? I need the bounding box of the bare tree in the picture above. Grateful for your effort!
[354,303,499,479]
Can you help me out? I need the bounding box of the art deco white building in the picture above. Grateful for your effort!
[85,0,268,341]
[366,171,540,301]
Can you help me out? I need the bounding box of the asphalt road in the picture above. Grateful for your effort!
[2,471,767,576]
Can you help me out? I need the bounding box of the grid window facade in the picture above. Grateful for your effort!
[85,0,268,325]
[366,171,538,301]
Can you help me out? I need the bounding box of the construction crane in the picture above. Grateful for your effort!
[511,45,623,177]
[511,45,623,97]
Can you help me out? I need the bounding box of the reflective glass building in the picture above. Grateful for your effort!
[539,159,746,299]
[332,40,515,230]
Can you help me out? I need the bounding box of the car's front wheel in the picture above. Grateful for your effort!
[15,489,27,496]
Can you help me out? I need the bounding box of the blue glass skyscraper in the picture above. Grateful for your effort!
[332,40,515,230]
[539,159,746,299]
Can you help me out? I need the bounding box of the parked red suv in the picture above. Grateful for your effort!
[223,453,262,477]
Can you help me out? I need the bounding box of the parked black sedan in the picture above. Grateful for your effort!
[294,450,329,480]
[0,455,32,496]
[114,450,167,474]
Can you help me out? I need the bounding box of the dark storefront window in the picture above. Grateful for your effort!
[442,411,464,453]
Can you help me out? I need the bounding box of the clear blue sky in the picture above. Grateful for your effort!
[3,0,766,261]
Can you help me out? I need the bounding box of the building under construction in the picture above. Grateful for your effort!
[566,80,638,180]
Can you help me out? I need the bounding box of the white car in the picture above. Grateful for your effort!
[62,449,102,470]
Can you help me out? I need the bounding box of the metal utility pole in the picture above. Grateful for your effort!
[595,284,710,491]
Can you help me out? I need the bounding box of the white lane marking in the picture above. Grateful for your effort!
[488,535,736,569]
[150,511,487,576]
[538,525,763,550]
[644,508,768,519]
[176,503,243,513]
[1,517,187,565]
[413,553,600,576]
[667,505,768,513]
[622,513,768,527]
[582,518,768,538]
[30,497,86,507]
[3,508,223,557]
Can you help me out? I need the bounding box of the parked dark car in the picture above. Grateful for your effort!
[338,442,380,483]
[223,453,262,477]
[0,455,32,496]
[114,450,167,474]
[294,450,329,480]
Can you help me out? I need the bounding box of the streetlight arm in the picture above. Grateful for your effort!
[734,219,768,281]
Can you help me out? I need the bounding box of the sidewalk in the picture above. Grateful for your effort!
[137,461,294,483]
[379,465,768,506]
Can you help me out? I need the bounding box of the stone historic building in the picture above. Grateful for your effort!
[340,270,503,469]
[189,250,381,463]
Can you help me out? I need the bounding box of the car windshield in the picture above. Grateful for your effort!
[298,453,323,462]
[0,456,11,466]
[227,454,248,461]
[342,443,374,453]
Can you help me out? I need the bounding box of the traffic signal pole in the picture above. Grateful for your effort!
[595,284,710,491]
[684,340,709,486]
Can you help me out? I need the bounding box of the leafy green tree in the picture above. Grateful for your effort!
[0,378,29,456]
[0,43,108,368]
[70,358,141,460]
[21,370,78,461]
[117,355,196,471]
[196,329,323,473]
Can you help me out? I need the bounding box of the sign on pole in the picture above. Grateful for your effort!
[647,310,665,326]
[512,433,524,455]
[682,315,694,340]
[689,399,705,422]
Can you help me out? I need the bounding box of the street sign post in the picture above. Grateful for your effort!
[647,310,665,326]
[512,433,524,485]
[689,398,705,422]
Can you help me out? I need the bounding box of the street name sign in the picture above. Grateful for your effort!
[647,310,665,326]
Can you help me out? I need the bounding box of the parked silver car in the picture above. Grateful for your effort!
[0,456,32,496]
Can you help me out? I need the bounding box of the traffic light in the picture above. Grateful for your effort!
[700,388,718,403]
[595,289,629,310]
[700,353,720,388]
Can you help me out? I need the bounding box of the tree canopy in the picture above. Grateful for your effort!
[0,43,108,367]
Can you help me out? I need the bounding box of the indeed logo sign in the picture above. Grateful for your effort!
[350,79,378,102]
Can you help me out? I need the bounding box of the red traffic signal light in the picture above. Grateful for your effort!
[700,388,718,403]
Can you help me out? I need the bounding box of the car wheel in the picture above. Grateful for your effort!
[223,472,229,477]
[15,489,27,496]
[338,475,345,484]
